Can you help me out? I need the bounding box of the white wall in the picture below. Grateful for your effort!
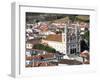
[46,41,66,53]
[0,0,100,80]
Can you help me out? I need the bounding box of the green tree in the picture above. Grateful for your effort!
[84,30,90,46]
[33,44,56,53]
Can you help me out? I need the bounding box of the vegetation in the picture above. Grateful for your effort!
[31,52,37,56]
[76,16,89,22]
[69,15,77,22]
[68,15,89,22]
[26,12,89,24]
[84,30,90,46]
[33,44,56,53]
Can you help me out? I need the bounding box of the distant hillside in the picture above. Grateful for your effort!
[26,12,89,24]
[53,16,69,23]
[26,13,67,24]
[76,15,89,22]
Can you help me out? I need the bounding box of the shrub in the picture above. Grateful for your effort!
[33,44,56,53]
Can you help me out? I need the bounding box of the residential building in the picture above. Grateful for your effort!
[25,49,64,67]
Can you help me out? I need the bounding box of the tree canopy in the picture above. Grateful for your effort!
[33,44,56,53]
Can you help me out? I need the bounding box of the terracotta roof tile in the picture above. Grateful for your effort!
[45,34,62,42]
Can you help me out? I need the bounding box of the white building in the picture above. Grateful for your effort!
[26,28,33,33]
[26,50,31,57]
[26,43,33,49]
[39,30,56,36]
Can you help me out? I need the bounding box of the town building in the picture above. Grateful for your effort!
[67,23,80,55]
[25,49,64,67]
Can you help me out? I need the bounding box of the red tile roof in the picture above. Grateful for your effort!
[45,34,62,42]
